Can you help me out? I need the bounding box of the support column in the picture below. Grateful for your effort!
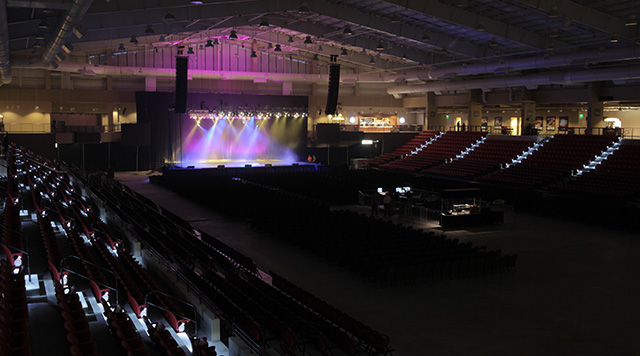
[587,82,604,133]
[425,92,437,129]
[251,41,258,72]
[44,71,52,89]
[468,103,483,131]
[106,103,114,132]
[61,72,72,90]
[145,76,157,92]
[282,82,292,96]
[520,101,536,136]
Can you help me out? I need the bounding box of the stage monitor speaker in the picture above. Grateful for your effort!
[325,63,340,115]
[175,56,188,113]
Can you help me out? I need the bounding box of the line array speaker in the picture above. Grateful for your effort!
[175,56,188,114]
[325,63,340,115]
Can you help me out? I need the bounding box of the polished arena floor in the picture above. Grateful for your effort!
[117,171,640,356]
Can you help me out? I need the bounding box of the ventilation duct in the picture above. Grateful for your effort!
[388,65,640,97]
[0,0,11,85]
[422,46,640,81]
[40,0,94,66]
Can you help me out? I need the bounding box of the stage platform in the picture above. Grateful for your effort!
[170,159,316,169]
[157,159,324,180]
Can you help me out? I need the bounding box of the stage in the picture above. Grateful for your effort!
[169,159,316,169]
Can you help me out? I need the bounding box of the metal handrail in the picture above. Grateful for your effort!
[144,290,198,336]
[60,255,119,303]
[232,322,271,356]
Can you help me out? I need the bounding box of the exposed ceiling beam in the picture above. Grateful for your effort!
[232,27,405,71]
[514,0,628,37]
[7,0,73,10]
[8,0,458,65]
[305,0,490,58]
[379,0,568,50]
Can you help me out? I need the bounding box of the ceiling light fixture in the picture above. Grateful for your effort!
[391,12,401,23]
[318,45,324,51]
[548,5,560,17]
[213,38,220,45]
[164,11,175,20]
[187,47,195,54]
[549,28,559,38]
[229,30,238,39]
[130,35,138,45]
[369,56,375,64]
[250,50,257,58]
[421,32,430,41]
[145,25,154,34]
[490,37,498,47]
[35,33,46,40]
[475,22,486,32]
[159,35,166,42]
[73,25,86,38]
[626,14,638,26]
[259,18,270,28]
[118,43,125,51]
[39,19,49,29]
[343,25,353,35]
[205,39,214,47]
[288,36,294,43]
[609,35,618,43]
[312,54,319,61]
[341,48,348,55]
[274,44,282,51]
[304,36,312,44]
[376,41,385,50]
[61,43,74,53]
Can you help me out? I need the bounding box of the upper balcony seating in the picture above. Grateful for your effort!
[423,136,537,179]
[550,143,640,198]
[380,131,487,172]
[479,134,617,188]
[361,130,440,167]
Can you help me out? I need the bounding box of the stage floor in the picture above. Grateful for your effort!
[172,159,315,169]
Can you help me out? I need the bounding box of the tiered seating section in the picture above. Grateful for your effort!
[270,272,390,355]
[144,317,189,356]
[1,145,30,356]
[54,281,100,356]
[90,173,395,355]
[551,142,640,198]
[479,135,617,188]
[362,130,440,167]
[381,131,486,172]
[102,300,150,356]
[2,144,26,276]
[0,259,29,355]
[424,136,537,179]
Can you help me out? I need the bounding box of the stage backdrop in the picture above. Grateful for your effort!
[136,92,308,168]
